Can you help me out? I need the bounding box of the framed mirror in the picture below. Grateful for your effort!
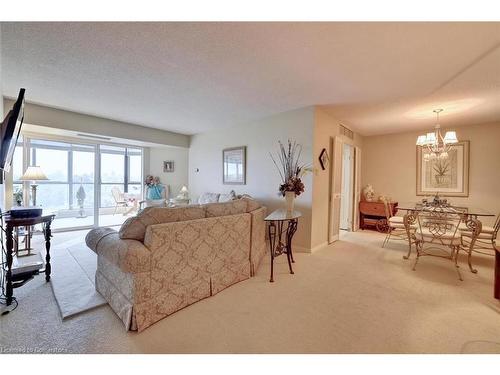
[223,146,246,185]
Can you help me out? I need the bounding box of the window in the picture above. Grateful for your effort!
[11,135,143,229]
[30,141,70,211]
[99,146,142,208]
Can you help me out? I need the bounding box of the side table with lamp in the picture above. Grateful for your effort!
[15,165,49,256]
[170,185,190,206]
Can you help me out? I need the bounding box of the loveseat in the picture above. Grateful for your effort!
[85,197,267,332]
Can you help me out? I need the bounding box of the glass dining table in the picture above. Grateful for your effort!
[396,202,495,219]
[396,202,498,300]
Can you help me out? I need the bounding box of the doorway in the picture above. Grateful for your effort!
[328,136,361,243]
[340,143,354,231]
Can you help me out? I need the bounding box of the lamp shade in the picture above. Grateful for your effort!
[425,132,436,145]
[443,131,458,144]
[180,186,188,193]
[416,135,427,146]
[19,166,49,181]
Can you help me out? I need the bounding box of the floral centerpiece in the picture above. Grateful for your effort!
[144,175,164,200]
[270,140,309,213]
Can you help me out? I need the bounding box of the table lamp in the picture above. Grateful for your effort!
[19,166,49,206]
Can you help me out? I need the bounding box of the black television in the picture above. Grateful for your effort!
[0,88,25,172]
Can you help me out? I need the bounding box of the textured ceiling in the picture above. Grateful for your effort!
[2,22,500,136]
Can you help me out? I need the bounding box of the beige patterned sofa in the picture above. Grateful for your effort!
[85,197,266,332]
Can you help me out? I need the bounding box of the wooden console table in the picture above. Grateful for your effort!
[359,201,398,232]
[3,214,55,306]
[264,209,301,283]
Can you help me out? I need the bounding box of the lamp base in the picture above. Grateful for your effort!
[30,184,38,207]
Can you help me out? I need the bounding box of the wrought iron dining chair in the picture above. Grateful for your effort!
[460,212,500,273]
[412,206,481,281]
[381,199,416,259]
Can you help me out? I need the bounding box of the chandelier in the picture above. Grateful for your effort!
[416,109,458,161]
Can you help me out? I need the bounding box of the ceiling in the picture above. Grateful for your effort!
[2,22,500,136]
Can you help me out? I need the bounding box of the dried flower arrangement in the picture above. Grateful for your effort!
[270,140,310,197]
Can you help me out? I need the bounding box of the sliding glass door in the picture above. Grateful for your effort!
[12,136,143,231]
[98,145,143,227]
[15,139,97,230]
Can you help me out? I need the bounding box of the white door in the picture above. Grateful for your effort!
[352,146,362,231]
[340,143,353,230]
[328,136,343,243]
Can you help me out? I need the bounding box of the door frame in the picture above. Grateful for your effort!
[340,142,355,231]
[328,135,361,243]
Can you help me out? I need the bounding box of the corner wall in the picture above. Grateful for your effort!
[189,107,315,250]
[310,107,363,250]
[362,122,500,225]
[146,146,189,199]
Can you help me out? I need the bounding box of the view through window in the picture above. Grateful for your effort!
[12,137,143,229]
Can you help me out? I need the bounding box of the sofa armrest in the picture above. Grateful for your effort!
[85,228,151,273]
[85,227,117,253]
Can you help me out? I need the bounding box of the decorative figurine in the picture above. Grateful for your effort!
[363,184,375,202]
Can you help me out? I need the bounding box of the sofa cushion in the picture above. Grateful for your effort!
[198,192,220,204]
[205,199,248,217]
[119,205,206,241]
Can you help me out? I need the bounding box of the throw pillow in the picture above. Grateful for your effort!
[218,190,236,202]
[198,192,220,204]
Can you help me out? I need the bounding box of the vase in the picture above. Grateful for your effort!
[285,191,295,213]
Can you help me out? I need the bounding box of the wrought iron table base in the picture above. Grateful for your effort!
[267,218,298,282]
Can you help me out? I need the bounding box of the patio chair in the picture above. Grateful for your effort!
[111,186,128,215]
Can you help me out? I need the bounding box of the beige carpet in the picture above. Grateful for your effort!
[1,229,499,354]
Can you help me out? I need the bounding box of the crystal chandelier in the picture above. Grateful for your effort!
[416,109,458,161]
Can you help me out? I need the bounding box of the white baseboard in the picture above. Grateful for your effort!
[293,245,311,253]
[311,241,329,253]
[293,241,329,254]
[329,234,339,242]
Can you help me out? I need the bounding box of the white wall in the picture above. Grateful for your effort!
[310,107,363,250]
[189,107,315,250]
[362,122,500,226]
[146,146,189,199]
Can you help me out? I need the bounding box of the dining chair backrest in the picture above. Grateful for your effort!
[493,213,500,239]
[382,199,392,220]
[416,206,462,242]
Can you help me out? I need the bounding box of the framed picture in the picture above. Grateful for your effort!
[163,160,175,173]
[223,146,246,185]
[319,148,329,170]
[416,140,470,197]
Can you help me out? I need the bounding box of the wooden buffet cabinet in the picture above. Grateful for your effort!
[359,200,398,232]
